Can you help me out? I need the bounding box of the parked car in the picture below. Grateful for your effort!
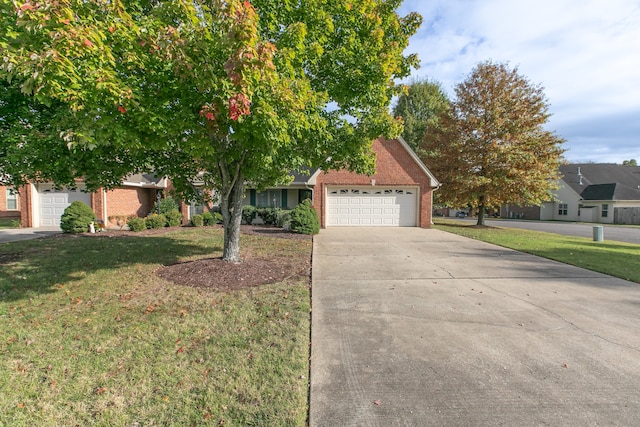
[455,211,467,218]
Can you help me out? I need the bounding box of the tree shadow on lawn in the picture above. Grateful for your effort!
[0,231,219,302]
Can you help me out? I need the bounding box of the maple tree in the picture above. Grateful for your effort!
[420,61,565,226]
[392,79,449,152]
[0,0,421,261]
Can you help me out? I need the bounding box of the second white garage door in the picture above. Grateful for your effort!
[326,187,417,226]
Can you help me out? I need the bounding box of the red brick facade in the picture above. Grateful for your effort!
[7,139,436,229]
[104,188,157,225]
[0,185,21,220]
[313,138,437,228]
[12,184,161,228]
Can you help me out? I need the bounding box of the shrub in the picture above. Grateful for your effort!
[154,196,179,214]
[242,205,257,225]
[290,199,320,235]
[213,211,223,224]
[108,214,128,230]
[257,207,280,225]
[165,210,183,227]
[60,201,96,234]
[127,216,146,232]
[202,211,215,226]
[276,209,291,228]
[145,213,167,229]
[191,214,204,227]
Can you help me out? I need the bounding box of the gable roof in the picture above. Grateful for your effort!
[397,136,440,187]
[560,163,640,201]
[286,137,440,188]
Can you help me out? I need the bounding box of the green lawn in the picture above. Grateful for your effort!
[435,219,640,283]
[0,228,311,426]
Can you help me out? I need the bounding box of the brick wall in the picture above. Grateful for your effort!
[314,138,435,228]
[0,185,21,220]
[105,188,155,225]
[20,185,32,227]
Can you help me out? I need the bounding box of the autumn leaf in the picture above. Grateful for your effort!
[117,105,126,114]
[83,39,93,47]
[92,386,107,395]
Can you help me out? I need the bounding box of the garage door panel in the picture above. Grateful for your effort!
[326,186,417,227]
[38,184,92,227]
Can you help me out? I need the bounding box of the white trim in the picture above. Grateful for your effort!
[307,169,322,186]
[30,183,40,227]
[102,188,108,224]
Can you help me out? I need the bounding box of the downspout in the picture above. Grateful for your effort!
[103,188,108,227]
[431,183,441,225]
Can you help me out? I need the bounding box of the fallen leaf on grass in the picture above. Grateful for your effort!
[93,386,107,395]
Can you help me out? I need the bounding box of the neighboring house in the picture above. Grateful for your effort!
[503,164,640,224]
[245,137,440,228]
[10,174,173,228]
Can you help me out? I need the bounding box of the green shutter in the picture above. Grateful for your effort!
[250,189,256,206]
[281,189,287,208]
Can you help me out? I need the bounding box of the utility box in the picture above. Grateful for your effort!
[593,225,604,242]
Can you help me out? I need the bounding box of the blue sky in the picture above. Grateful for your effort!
[396,0,640,163]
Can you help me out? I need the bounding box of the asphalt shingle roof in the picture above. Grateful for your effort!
[560,164,640,201]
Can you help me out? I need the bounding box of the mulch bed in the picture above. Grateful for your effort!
[157,256,309,291]
[79,224,312,290]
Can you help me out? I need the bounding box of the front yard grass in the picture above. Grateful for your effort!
[435,219,640,283]
[0,228,311,426]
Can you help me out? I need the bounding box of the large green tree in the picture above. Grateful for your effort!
[421,61,565,226]
[392,79,449,151]
[0,0,421,261]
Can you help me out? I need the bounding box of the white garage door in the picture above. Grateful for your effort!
[326,187,417,226]
[39,184,92,227]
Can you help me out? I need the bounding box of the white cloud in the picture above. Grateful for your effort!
[397,0,640,162]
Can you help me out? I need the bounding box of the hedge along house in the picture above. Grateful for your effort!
[243,137,440,228]
[11,174,172,228]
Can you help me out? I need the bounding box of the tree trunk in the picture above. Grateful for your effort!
[476,195,486,226]
[220,172,245,263]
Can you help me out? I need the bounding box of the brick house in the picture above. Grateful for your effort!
[4,138,439,229]
[244,137,440,228]
[1,174,178,228]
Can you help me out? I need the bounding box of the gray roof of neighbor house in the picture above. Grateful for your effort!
[123,173,168,188]
[560,163,640,201]
[290,168,321,185]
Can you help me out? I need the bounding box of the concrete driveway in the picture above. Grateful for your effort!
[0,227,60,243]
[310,228,640,426]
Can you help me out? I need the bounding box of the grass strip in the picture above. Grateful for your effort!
[434,219,640,283]
[0,228,310,426]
